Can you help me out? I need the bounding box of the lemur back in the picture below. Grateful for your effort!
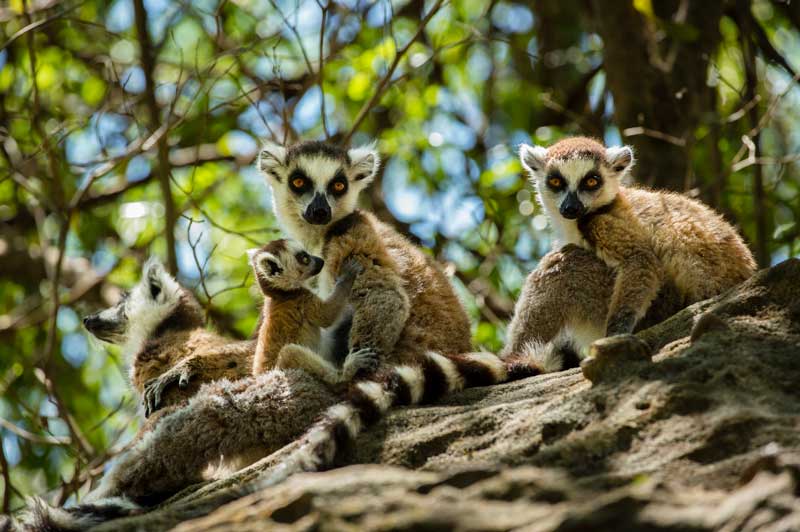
[83,259,254,417]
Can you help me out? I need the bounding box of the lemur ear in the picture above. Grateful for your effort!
[519,144,548,178]
[143,259,167,300]
[254,251,282,276]
[348,143,380,182]
[605,146,635,174]
[258,141,287,182]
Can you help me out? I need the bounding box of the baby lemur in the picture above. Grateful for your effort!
[506,136,756,370]
[249,238,369,383]
[82,259,254,417]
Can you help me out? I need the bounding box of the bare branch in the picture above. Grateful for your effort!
[343,0,447,144]
[134,0,179,275]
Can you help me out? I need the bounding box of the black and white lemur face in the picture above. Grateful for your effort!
[82,259,181,345]
[247,238,324,294]
[258,140,380,250]
[519,142,634,220]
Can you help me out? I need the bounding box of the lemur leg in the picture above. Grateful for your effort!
[502,245,613,372]
[87,371,337,505]
[276,344,342,385]
[348,284,409,360]
[581,216,664,336]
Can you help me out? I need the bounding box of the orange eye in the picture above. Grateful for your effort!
[585,177,598,188]
[291,177,305,189]
[547,177,562,188]
[332,181,345,192]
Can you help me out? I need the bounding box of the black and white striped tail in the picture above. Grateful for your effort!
[270,351,542,481]
[25,496,143,532]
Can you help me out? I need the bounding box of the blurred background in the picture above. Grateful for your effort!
[1,0,799,511]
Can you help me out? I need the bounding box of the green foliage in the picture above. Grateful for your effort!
[0,0,799,512]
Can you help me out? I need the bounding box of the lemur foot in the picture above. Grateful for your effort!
[605,309,637,336]
[342,347,379,380]
[581,334,652,384]
[143,363,192,417]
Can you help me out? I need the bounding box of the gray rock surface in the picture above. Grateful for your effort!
[96,259,800,531]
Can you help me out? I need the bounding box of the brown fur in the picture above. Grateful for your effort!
[579,187,756,334]
[502,245,684,370]
[251,239,362,383]
[136,329,255,415]
[546,136,606,162]
[321,210,473,367]
[119,287,254,416]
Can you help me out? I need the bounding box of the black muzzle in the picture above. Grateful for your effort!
[559,192,585,220]
[303,194,332,225]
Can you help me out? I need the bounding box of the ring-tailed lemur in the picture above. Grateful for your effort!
[505,136,756,371]
[249,238,373,383]
[251,140,543,480]
[82,258,255,417]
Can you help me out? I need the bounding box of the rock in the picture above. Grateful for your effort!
[580,333,652,383]
[91,260,800,531]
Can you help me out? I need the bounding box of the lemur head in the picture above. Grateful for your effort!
[83,259,202,348]
[519,137,634,220]
[248,239,324,295]
[257,140,380,242]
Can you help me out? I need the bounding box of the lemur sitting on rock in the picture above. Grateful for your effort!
[503,136,756,372]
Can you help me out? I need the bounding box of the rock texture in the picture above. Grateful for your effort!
[94,259,800,531]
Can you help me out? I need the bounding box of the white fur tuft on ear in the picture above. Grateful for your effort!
[519,144,549,177]
[348,142,380,182]
[143,258,167,282]
[252,251,282,276]
[605,146,635,174]
[258,141,287,180]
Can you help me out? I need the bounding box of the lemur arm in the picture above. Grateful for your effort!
[582,214,664,336]
[143,341,254,417]
[305,256,363,327]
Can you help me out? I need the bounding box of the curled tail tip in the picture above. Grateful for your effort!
[25,496,142,532]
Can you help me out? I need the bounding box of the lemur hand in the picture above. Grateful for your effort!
[338,256,365,283]
[143,361,193,417]
[341,346,380,381]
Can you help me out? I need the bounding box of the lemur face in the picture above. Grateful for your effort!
[258,140,380,235]
[83,259,181,344]
[248,239,325,294]
[519,138,634,220]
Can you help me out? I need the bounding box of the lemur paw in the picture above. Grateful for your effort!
[606,309,637,336]
[340,256,365,279]
[143,364,192,417]
[342,347,379,380]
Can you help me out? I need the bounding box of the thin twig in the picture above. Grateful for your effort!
[343,0,448,144]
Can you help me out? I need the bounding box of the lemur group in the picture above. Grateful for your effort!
[31,137,757,530]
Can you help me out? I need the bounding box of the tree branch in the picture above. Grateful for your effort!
[134,0,179,275]
[342,0,446,145]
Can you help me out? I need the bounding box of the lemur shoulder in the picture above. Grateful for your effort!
[82,259,255,417]
[507,136,756,368]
